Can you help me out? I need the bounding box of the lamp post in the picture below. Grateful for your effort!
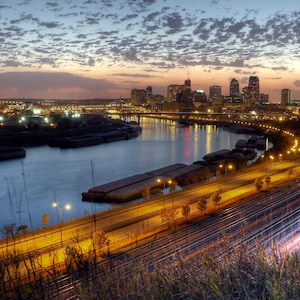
[52,201,71,245]
[157,178,165,189]
[157,178,172,191]
[219,164,232,188]
[53,201,71,223]
[157,178,172,208]
[262,154,274,174]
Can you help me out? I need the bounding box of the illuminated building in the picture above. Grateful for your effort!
[167,84,186,102]
[281,89,291,106]
[209,85,221,98]
[230,78,240,101]
[130,89,148,105]
[248,76,260,104]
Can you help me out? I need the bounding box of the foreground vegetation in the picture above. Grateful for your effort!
[3,239,299,299]
[83,245,300,300]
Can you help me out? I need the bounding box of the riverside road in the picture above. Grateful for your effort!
[0,158,299,282]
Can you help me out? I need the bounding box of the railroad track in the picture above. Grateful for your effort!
[2,171,300,299]
[26,181,300,300]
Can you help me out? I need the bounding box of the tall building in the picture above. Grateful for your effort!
[185,78,191,90]
[209,85,221,98]
[130,89,148,105]
[281,89,291,106]
[192,88,207,103]
[248,76,259,104]
[167,84,186,102]
[230,78,240,100]
[167,78,194,109]
[260,93,269,104]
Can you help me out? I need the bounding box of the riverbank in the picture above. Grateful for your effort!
[0,115,141,147]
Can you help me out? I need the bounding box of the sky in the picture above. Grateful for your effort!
[0,0,299,102]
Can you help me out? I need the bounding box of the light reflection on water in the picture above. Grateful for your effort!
[0,118,265,229]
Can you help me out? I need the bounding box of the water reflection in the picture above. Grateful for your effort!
[0,118,263,229]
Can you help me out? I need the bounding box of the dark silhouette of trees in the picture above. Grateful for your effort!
[181,204,191,221]
[92,229,110,256]
[160,207,178,228]
[1,223,17,238]
[254,177,264,191]
[197,197,207,213]
[264,175,271,189]
[210,192,221,206]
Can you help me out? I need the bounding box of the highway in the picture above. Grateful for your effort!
[1,158,300,298]
[36,179,300,299]
[0,159,298,258]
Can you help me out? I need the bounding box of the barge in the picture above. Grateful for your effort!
[0,146,26,161]
[49,125,142,148]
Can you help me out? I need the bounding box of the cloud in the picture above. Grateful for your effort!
[293,80,300,87]
[0,0,299,100]
[122,47,141,62]
[113,73,158,78]
[162,12,184,34]
[1,1,299,73]
[38,21,61,28]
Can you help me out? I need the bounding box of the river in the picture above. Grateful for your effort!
[0,118,266,230]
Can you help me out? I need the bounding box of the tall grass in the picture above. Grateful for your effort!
[1,236,299,299]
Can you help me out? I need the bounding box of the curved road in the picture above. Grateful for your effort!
[1,158,299,296]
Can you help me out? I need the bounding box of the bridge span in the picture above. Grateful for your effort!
[106,111,294,137]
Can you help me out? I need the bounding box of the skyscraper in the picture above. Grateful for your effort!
[230,78,239,100]
[185,78,191,90]
[248,76,259,104]
[209,85,221,98]
[281,89,291,106]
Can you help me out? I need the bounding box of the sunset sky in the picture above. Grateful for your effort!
[0,0,299,102]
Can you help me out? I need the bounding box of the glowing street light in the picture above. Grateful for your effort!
[52,201,71,223]
[53,201,71,245]
[157,178,172,190]
[219,164,232,175]
[219,164,233,188]
[261,154,274,174]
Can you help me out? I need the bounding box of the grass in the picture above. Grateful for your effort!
[71,244,300,300]
[1,227,300,300]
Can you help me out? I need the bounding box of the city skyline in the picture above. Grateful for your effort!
[0,0,299,101]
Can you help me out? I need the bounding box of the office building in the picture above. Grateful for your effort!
[130,89,148,105]
[248,76,260,104]
[230,78,240,100]
[281,89,291,106]
[209,85,222,98]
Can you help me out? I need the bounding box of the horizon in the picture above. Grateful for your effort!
[0,0,299,101]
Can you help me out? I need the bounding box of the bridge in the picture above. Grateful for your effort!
[105,110,295,137]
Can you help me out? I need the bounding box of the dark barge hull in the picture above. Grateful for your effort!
[0,146,26,161]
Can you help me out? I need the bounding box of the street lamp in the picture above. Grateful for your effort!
[219,164,232,188]
[52,201,71,223]
[157,178,172,191]
[219,164,232,175]
[53,201,71,245]
[262,154,274,174]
